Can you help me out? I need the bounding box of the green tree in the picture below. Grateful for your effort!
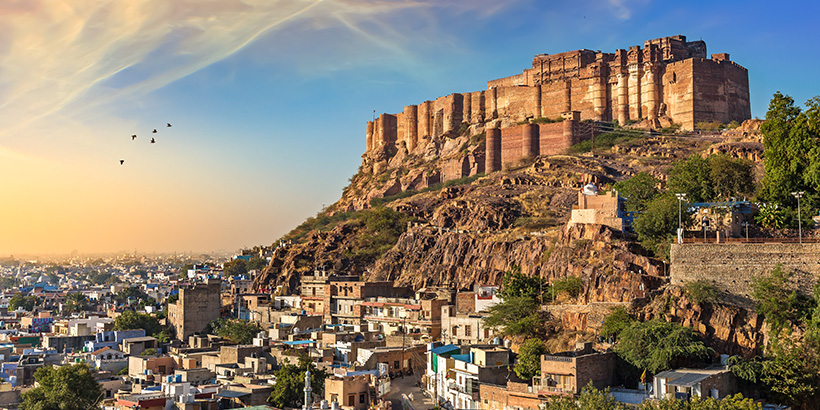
[549,276,584,301]
[498,266,546,301]
[209,318,262,344]
[633,194,683,258]
[63,293,89,314]
[601,306,635,339]
[759,92,820,208]
[20,364,102,410]
[9,294,39,311]
[751,264,810,337]
[514,338,547,381]
[614,319,712,374]
[708,155,756,200]
[268,356,328,408]
[667,155,714,202]
[541,383,629,410]
[247,256,268,271]
[223,259,248,277]
[613,172,661,212]
[113,286,149,305]
[113,310,163,336]
[483,296,546,337]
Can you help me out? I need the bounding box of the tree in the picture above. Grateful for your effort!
[210,318,262,344]
[667,155,714,202]
[514,339,547,381]
[113,310,162,336]
[483,296,546,338]
[541,383,629,410]
[223,259,248,277]
[759,92,820,208]
[632,194,683,258]
[20,364,102,410]
[498,266,546,301]
[751,264,809,337]
[614,319,712,374]
[667,154,756,203]
[247,256,268,271]
[601,306,635,339]
[113,286,149,305]
[613,172,661,212]
[9,294,38,311]
[268,355,328,408]
[63,293,89,314]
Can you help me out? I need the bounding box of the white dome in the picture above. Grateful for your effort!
[582,183,599,196]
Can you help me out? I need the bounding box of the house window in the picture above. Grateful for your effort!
[360,393,366,404]
[394,361,400,369]
[348,394,355,406]
[465,325,472,337]
[452,326,458,337]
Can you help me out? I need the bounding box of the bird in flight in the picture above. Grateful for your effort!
[120,160,125,165]
[131,134,137,140]
[150,138,156,144]
[152,129,158,133]
[167,123,172,127]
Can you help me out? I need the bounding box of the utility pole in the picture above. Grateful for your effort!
[792,191,804,243]
[675,193,687,244]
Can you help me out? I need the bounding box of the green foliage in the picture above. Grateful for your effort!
[639,394,761,410]
[113,286,149,305]
[279,210,362,244]
[683,280,720,305]
[0,275,19,290]
[567,131,644,154]
[632,194,682,259]
[166,293,179,305]
[614,319,712,374]
[113,310,163,337]
[224,259,248,277]
[541,383,629,410]
[86,270,120,285]
[117,366,129,376]
[754,203,787,229]
[751,264,810,337]
[514,339,547,381]
[613,172,661,212]
[140,348,157,356]
[346,206,416,265]
[667,154,755,203]
[729,341,819,407]
[483,296,546,338]
[209,318,262,344]
[601,306,635,339]
[549,276,584,300]
[63,293,89,313]
[498,267,546,301]
[20,364,102,410]
[268,355,328,409]
[9,294,39,311]
[759,92,820,212]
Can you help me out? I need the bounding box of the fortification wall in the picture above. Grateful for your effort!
[692,57,751,126]
[670,243,820,298]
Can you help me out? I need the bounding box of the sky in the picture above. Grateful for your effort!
[1,0,818,256]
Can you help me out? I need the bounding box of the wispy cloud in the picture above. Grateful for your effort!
[0,0,515,142]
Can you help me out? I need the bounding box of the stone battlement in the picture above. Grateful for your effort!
[364,35,750,167]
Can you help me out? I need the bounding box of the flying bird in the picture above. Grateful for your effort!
[167,123,172,127]
[150,138,155,144]
[131,134,137,140]
[120,160,124,165]
[152,129,158,133]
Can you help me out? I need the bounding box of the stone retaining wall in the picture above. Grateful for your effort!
[670,243,820,297]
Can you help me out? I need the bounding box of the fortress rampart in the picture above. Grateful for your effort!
[364,35,749,163]
[670,243,820,299]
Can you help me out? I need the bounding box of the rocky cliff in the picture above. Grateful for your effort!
[253,120,770,355]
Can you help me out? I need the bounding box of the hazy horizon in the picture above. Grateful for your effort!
[2,0,818,254]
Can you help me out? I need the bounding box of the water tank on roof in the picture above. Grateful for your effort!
[582,183,599,196]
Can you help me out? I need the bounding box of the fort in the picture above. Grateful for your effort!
[362,35,750,181]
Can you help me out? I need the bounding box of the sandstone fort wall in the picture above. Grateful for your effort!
[670,243,820,298]
[365,35,750,158]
